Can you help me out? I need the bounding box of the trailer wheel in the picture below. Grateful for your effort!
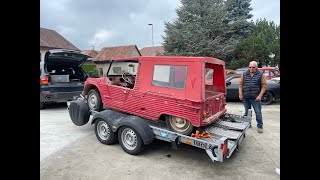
[87,89,103,111]
[95,118,116,145]
[118,126,143,155]
[166,116,194,135]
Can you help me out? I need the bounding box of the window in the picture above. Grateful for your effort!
[152,65,187,89]
[205,68,214,85]
[112,67,121,74]
[263,71,269,76]
[99,68,103,76]
[271,70,280,77]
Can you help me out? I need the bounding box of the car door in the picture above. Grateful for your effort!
[226,77,241,99]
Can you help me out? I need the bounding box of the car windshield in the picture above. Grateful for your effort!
[108,61,139,76]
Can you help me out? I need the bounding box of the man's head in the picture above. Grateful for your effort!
[249,61,258,73]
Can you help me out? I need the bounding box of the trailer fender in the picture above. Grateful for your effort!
[117,116,155,145]
[91,110,128,131]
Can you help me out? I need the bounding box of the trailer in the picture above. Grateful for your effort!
[68,98,252,163]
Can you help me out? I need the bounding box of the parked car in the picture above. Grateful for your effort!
[258,67,280,80]
[82,56,228,135]
[226,69,237,76]
[205,69,236,85]
[225,74,280,105]
[235,68,247,74]
[236,67,280,80]
[40,49,90,109]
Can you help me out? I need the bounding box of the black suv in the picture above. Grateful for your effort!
[40,49,90,109]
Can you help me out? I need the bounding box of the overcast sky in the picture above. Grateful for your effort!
[40,0,280,51]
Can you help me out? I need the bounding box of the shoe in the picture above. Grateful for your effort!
[258,128,263,133]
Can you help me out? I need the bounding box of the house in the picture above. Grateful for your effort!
[140,46,165,56]
[93,45,141,76]
[82,49,99,64]
[40,27,79,62]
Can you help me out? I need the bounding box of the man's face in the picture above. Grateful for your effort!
[249,63,257,73]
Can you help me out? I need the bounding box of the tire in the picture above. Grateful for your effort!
[118,126,143,155]
[166,116,194,135]
[261,91,274,105]
[95,118,116,145]
[40,101,45,110]
[68,99,90,126]
[87,89,103,111]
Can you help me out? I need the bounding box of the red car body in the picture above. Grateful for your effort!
[83,56,227,128]
[258,67,280,80]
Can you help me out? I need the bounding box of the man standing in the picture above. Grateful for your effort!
[239,61,267,133]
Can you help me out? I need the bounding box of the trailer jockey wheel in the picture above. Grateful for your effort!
[95,118,117,145]
[118,126,144,155]
[166,116,194,135]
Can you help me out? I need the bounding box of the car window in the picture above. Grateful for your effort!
[230,77,240,83]
[205,68,214,85]
[152,65,187,89]
[263,71,269,76]
[271,70,280,77]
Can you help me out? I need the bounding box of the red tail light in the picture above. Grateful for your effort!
[221,143,228,158]
[40,76,49,85]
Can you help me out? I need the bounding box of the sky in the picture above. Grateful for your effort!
[40,0,280,51]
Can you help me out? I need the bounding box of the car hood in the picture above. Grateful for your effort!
[44,49,91,66]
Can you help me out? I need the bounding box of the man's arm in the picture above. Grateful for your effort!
[238,74,244,101]
[256,74,267,101]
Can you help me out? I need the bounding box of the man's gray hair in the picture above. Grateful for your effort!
[249,61,258,67]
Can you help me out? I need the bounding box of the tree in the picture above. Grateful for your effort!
[222,0,254,65]
[162,0,254,64]
[231,19,280,69]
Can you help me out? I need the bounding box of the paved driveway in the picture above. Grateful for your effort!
[40,101,280,180]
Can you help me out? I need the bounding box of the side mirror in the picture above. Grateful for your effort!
[226,81,231,86]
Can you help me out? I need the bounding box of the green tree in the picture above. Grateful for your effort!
[231,19,280,69]
[223,0,254,65]
[162,0,253,63]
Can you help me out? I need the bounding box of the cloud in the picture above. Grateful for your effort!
[40,0,279,50]
[88,29,114,50]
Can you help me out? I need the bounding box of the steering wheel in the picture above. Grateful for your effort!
[122,72,135,84]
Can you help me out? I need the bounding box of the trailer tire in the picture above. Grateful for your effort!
[95,118,116,145]
[118,126,143,155]
[68,99,90,126]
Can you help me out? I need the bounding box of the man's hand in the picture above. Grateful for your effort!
[239,94,243,101]
[255,96,262,101]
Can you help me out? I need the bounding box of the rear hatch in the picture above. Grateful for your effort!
[45,49,90,65]
[203,64,227,124]
[41,49,90,95]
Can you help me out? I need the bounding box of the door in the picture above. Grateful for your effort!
[107,85,130,104]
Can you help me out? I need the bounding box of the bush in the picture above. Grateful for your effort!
[81,64,100,78]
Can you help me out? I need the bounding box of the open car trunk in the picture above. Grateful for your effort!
[203,63,227,121]
[45,64,87,93]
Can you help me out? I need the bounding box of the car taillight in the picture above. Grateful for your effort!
[221,143,228,158]
[40,76,49,85]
